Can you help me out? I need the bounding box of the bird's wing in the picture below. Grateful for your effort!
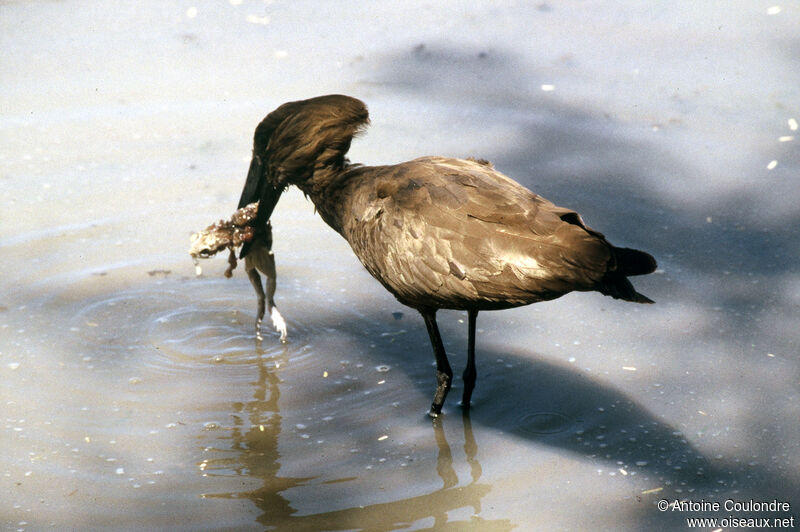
[344,157,611,308]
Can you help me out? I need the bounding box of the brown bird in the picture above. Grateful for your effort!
[238,94,656,417]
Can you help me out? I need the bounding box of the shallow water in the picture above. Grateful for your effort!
[3,1,799,530]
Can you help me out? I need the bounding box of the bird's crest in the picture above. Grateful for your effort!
[253,94,370,188]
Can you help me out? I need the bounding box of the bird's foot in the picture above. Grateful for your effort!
[255,319,264,342]
[270,306,288,343]
[459,386,475,409]
[428,371,452,418]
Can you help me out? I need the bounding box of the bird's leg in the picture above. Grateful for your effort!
[421,309,452,418]
[246,267,266,341]
[261,247,287,342]
[461,309,478,408]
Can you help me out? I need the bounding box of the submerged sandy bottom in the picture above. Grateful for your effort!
[2,1,799,530]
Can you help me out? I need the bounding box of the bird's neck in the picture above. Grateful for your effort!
[296,164,358,234]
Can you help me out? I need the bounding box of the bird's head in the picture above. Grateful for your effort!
[237,95,369,255]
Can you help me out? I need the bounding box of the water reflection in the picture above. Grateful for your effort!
[204,343,513,531]
[201,344,311,519]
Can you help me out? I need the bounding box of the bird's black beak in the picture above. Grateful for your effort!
[238,155,283,258]
[255,182,282,226]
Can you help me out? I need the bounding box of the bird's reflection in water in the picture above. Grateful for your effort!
[203,345,513,531]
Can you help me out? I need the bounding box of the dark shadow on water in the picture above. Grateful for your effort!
[293,308,798,529]
[185,296,797,530]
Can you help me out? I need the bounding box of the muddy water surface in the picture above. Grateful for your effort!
[3,1,800,530]
[3,188,793,530]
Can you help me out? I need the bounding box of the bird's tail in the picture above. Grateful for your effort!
[614,247,657,277]
[598,247,657,303]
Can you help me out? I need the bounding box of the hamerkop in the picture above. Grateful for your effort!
[238,94,656,417]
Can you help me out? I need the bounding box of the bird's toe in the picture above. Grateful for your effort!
[270,306,288,342]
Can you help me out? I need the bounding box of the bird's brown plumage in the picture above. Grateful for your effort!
[237,94,656,416]
[335,156,649,311]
